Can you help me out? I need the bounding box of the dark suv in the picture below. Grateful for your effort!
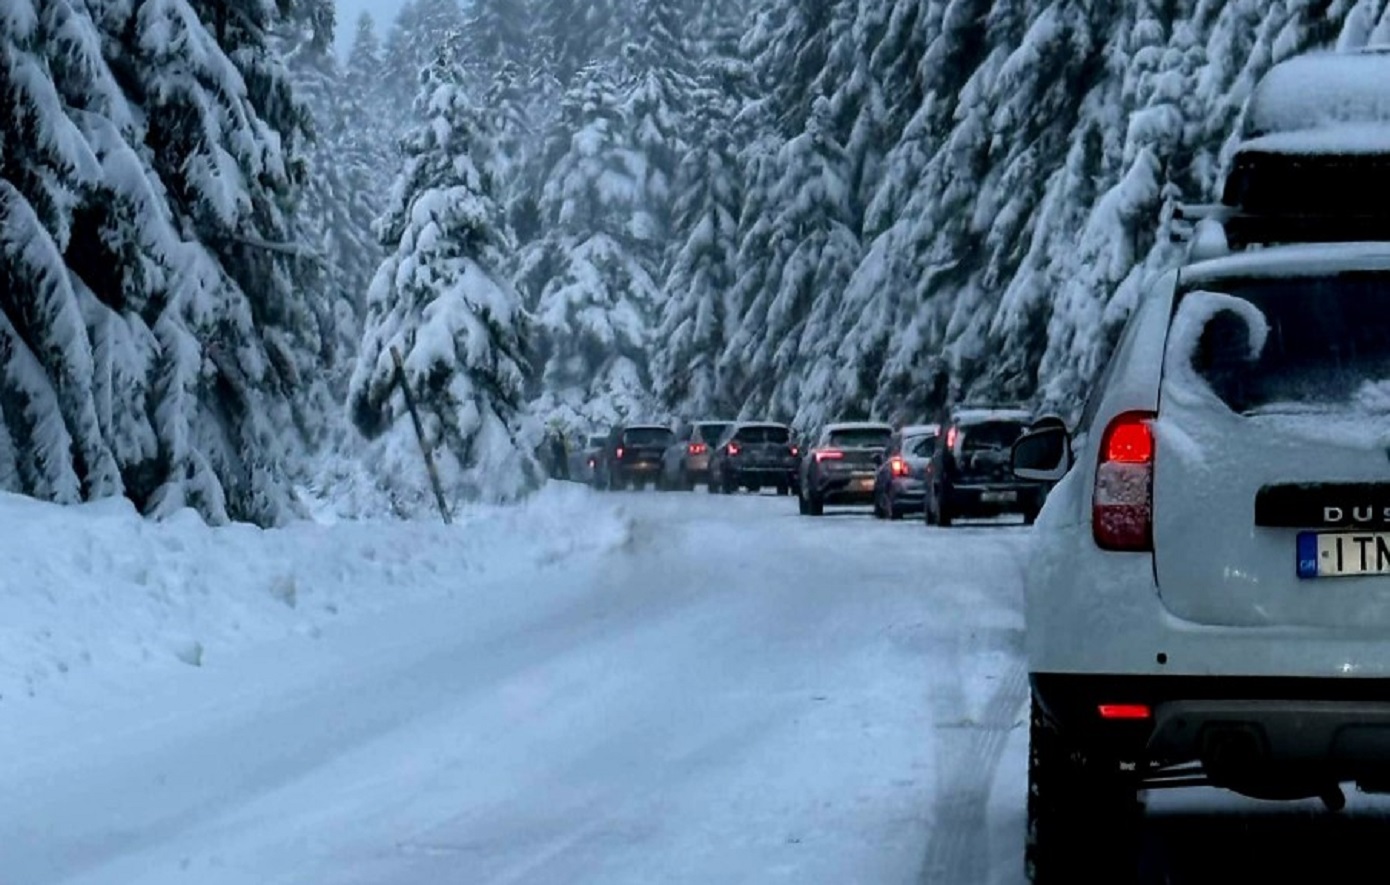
[594,424,675,491]
[925,407,1046,526]
[707,422,799,495]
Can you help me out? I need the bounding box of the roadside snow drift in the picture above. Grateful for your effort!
[0,482,629,703]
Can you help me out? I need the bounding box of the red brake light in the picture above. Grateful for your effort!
[946,426,958,449]
[1106,421,1153,464]
[1098,703,1151,720]
[815,450,844,462]
[616,446,625,459]
[688,443,707,455]
[1093,412,1155,552]
[791,445,799,457]
[727,442,740,456]
[890,457,910,477]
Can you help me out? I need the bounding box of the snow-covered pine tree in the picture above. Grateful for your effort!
[519,60,659,432]
[534,0,620,85]
[1,0,321,526]
[282,0,376,413]
[382,0,466,116]
[350,39,541,514]
[651,69,745,417]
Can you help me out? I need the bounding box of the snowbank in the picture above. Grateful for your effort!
[0,482,629,703]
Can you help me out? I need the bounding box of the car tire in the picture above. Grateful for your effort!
[723,473,738,495]
[798,493,809,515]
[680,468,694,491]
[935,488,954,527]
[776,483,789,496]
[888,497,905,521]
[1025,697,1142,884]
[804,493,824,517]
[873,494,886,520]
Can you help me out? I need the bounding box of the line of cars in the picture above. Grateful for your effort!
[575,405,1053,525]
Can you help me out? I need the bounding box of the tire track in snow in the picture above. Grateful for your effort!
[920,629,1028,885]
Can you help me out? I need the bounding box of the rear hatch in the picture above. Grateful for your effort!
[952,421,1029,483]
[734,425,793,465]
[621,427,673,466]
[826,428,892,471]
[1152,271,1390,628]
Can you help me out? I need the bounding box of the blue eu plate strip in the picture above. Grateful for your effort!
[1297,532,1320,580]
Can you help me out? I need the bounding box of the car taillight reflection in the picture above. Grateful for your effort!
[1093,412,1155,552]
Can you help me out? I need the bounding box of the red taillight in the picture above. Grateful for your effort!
[889,457,910,477]
[616,446,625,460]
[790,445,799,457]
[727,442,740,456]
[815,449,844,462]
[688,443,707,455]
[946,426,958,449]
[1093,412,1155,552]
[1106,422,1153,464]
[1098,703,1151,720]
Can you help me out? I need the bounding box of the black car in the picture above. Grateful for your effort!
[594,424,675,491]
[797,422,894,515]
[925,407,1046,526]
[708,422,799,495]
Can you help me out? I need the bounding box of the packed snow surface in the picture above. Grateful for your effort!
[1245,51,1390,136]
[4,489,1390,883]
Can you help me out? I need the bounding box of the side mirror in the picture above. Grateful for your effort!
[1012,426,1071,482]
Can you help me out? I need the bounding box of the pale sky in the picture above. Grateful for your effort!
[334,0,412,58]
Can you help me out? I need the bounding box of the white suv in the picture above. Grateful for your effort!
[1013,49,1390,884]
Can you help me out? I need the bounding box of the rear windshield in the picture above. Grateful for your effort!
[827,428,892,448]
[1174,273,1390,415]
[736,425,790,444]
[697,423,733,442]
[622,427,674,446]
[958,422,1026,452]
[586,436,606,448]
[905,434,937,457]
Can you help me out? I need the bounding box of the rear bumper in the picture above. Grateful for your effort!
[813,474,877,503]
[1033,673,1390,786]
[730,465,796,483]
[945,482,1043,513]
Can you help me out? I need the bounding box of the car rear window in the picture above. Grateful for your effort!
[698,423,733,442]
[736,426,790,444]
[958,422,1026,452]
[623,427,674,446]
[827,428,892,448]
[1175,273,1390,415]
[905,434,937,457]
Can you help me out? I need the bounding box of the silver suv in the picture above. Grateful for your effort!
[1013,49,1390,883]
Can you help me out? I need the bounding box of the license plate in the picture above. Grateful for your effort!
[855,477,874,491]
[1298,531,1390,579]
[981,491,1017,503]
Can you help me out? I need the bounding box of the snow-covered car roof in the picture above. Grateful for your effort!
[899,424,939,437]
[1180,241,1390,287]
[1245,50,1390,140]
[734,420,790,428]
[949,409,1032,426]
[823,421,893,432]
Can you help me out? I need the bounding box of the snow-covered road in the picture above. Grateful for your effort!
[3,489,1388,884]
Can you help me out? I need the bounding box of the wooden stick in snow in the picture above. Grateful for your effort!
[390,346,453,525]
